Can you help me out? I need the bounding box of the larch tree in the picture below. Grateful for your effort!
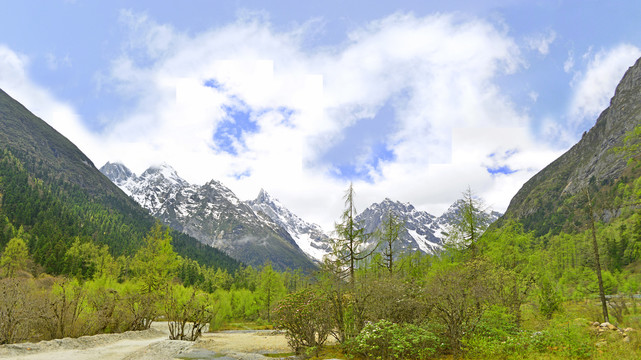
[132,223,180,293]
[445,186,490,256]
[0,234,29,278]
[257,262,285,323]
[332,183,372,284]
[376,211,404,275]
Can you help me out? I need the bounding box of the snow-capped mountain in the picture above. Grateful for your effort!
[355,198,442,254]
[100,162,502,268]
[99,162,316,271]
[355,198,502,255]
[247,189,331,261]
[435,199,502,237]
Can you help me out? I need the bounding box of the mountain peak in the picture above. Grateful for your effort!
[255,188,277,204]
[141,163,187,187]
[99,162,135,186]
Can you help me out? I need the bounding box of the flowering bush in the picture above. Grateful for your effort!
[273,287,333,353]
[346,319,441,359]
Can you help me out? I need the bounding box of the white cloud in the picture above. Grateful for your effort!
[89,11,552,230]
[569,44,641,127]
[0,45,95,157]
[564,50,574,73]
[1,12,565,231]
[525,30,556,55]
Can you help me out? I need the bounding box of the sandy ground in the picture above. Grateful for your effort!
[0,324,298,360]
[196,330,291,353]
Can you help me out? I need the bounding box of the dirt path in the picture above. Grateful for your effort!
[0,325,300,360]
[0,324,193,360]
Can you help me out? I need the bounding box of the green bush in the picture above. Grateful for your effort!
[345,319,441,360]
[273,287,333,354]
[463,305,520,358]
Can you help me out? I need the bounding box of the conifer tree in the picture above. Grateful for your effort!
[132,223,179,293]
[445,186,490,256]
[331,183,372,284]
[376,211,404,274]
[257,262,285,323]
[0,233,29,277]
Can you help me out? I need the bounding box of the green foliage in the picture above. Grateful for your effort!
[332,183,372,283]
[536,274,563,319]
[256,262,286,323]
[424,259,496,355]
[375,211,405,274]
[0,147,238,276]
[445,187,491,255]
[64,237,119,280]
[209,288,233,330]
[230,288,260,320]
[131,223,179,293]
[274,287,333,354]
[164,284,216,341]
[346,319,442,360]
[0,233,29,277]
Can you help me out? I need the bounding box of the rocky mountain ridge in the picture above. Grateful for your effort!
[499,56,641,235]
[102,161,503,265]
[247,189,332,261]
[100,162,316,271]
[355,198,502,255]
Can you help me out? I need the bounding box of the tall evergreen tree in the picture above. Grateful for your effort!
[331,183,372,284]
[445,186,490,256]
[0,228,29,277]
[131,223,180,293]
[376,211,404,274]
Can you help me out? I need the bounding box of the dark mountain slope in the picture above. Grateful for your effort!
[0,88,239,273]
[498,57,641,235]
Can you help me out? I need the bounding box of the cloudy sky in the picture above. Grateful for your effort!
[1,1,640,231]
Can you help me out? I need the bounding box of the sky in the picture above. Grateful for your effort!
[1,0,641,231]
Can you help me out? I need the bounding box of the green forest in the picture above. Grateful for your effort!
[1,126,641,360]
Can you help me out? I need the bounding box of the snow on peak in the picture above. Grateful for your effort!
[247,190,330,261]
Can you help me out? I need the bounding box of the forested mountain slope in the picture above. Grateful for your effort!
[497,57,641,236]
[0,88,239,273]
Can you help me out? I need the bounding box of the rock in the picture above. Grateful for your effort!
[623,336,631,343]
[624,327,634,333]
[592,321,601,327]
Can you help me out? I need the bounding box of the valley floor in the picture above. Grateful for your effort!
[0,324,297,360]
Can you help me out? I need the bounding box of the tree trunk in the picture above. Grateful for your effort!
[585,189,609,323]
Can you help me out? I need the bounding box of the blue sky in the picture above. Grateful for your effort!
[1,0,640,229]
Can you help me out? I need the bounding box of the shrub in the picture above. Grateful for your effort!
[346,319,441,360]
[0,278,32,343]
[164,285,216,341]
[273,287,333,354]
